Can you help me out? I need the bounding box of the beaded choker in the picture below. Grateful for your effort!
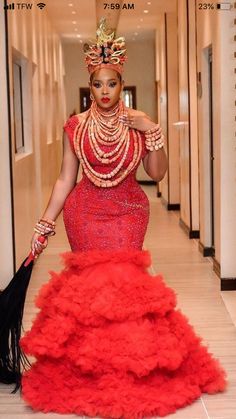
[73,100,142,188]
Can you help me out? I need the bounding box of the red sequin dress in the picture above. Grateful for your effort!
[20,114,226,418]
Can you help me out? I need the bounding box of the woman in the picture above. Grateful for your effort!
[20,18,226,418]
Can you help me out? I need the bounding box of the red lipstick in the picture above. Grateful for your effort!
[101,97,110,103]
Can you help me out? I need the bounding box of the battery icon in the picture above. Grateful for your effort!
[216,2,232,9]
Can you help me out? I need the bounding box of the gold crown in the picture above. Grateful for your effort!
[84,17,127,74]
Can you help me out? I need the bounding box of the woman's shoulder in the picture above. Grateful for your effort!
[74,110,89,124]
[64,110,88,128]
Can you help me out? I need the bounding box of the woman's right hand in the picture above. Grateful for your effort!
[31,233,48,256]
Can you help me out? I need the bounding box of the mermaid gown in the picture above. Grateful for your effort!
[20,115,226,418]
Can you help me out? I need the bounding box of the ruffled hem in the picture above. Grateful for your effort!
[20,249,227,418]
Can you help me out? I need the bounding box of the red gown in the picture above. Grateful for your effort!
[20,114,226,418]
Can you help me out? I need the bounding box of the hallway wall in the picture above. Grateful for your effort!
[0,8,14,287]
[177,0,199,235]
[155,12,180,207]
[6,7,66,267]
[197,1,236,279]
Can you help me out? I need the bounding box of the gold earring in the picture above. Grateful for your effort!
[90,93,94,101]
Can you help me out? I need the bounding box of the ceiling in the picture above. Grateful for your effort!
[44,0,176,43]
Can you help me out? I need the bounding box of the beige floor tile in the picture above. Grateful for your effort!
[151,399,207,418]
[221,291,236,327]
[201,397,236,418]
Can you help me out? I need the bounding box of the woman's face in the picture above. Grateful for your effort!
[89,68,123,110]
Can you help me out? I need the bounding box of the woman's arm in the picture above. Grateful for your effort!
[31,132,79,254]
[120,109,168,182]
[141,119,168,182]
[142,145,168,182]
[41,131,80,221]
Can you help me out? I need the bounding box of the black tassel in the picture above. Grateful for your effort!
[0,257,34,392]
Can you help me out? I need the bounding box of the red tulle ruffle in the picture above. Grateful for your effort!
[20,249,227,418]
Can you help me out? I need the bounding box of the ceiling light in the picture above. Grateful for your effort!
[132,37,135,41]
[134,32,138,36]
[68,3,73,6]
[147,1,151,4]
[143,9,149,14]
[72,11,76,14]
[137,25,141,28]
[140,18,143,22]
[72,21,77,24]
[74,28,78,31]
[76,34,81,38]
[79,39,83,43]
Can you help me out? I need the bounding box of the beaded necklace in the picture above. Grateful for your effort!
[73,99,142,188]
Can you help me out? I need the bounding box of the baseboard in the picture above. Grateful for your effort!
[161,196,180,211]
[167,203,180,211]
[213,256,220,278]
[198,241,215,257]
[138,180,156,185]
[179,218,200,239]
[221,278,236,291]
[196,241,236,290]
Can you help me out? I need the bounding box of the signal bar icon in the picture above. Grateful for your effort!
[4,3,15,9]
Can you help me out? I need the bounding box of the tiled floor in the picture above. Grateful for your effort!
[1,185,235,419]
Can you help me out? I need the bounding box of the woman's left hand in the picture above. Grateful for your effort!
[119,110,157,132]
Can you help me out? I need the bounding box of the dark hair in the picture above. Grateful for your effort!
[90,71,122,83]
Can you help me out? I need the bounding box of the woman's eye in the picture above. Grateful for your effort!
[92,82,117,88]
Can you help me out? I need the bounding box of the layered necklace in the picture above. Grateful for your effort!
[73,99,142,188]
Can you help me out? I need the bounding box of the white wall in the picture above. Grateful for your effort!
[0,8,14,287]
[155,12,180,206]
[219,8,236,278]
[6,5,66,267]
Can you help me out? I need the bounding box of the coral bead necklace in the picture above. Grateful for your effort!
[74,99,142,188]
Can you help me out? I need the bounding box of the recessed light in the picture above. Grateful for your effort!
[132,37,135,41]
[72,11,76,14]
[137,25,141,29]
[68,3,73,6]
[143,9,149,14]
[134,32,138,36]
[76,34,81,38]
[140,18,143,22]
[79,39,83,43]
[147,1,151,5]
[72,21,77,24]
[74,28,78,31]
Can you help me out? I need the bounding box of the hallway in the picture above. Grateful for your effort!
[0,185,235,419]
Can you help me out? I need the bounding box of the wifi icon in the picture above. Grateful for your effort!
[37,2,46,9]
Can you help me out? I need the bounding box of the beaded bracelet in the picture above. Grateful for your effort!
[145,139,165,152]
[40,218,56,227]
[34,218,56,237]
[145,124,165,151]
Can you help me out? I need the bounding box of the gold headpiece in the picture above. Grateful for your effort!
[84,17,127,75]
